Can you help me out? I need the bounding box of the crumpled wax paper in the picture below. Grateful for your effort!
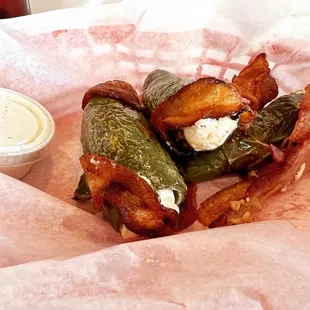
[1,0,310,308]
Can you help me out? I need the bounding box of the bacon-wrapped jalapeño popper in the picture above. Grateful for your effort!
[142,53,278,157]
[74,81,197,238]
[183,92,304,182]
[142,53,296,182]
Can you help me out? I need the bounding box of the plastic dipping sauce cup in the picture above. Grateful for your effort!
[0,88,55,179]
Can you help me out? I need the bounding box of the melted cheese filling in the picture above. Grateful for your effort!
[121,176,179,239]
[183,117,238,151]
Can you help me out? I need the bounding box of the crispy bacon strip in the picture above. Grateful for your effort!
[198,181,251,226]
[204,143,309,227]
[246,146,308,209]
[150,77,244,153]
[82,80,147,114]
[243,84,310,211]
[232,53,278,110]
[287,85,310,145]
[177,183,198,230]
[80,154,178,236]
[200,84,310,227]
[221,141,309,226]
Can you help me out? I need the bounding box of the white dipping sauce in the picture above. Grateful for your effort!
[0,88,55,179]
[0,98,41,146]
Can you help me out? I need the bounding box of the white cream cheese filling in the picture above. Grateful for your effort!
[157,188,180,214]
[121,175,180,239]
[183,116,238,151]
[120,224,139,240]
[138,175,180,214]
